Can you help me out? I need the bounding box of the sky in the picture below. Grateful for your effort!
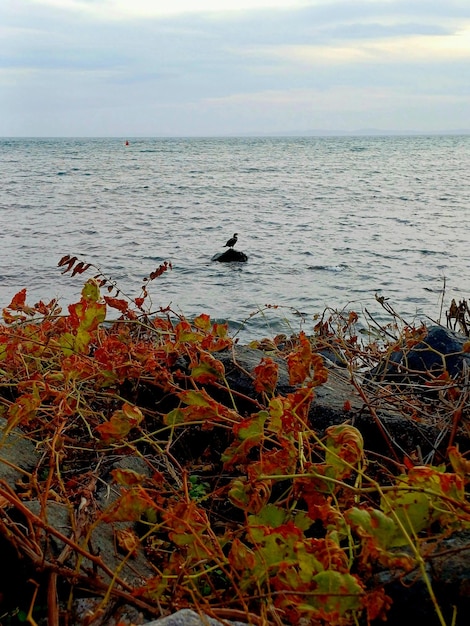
[2,0,470,136]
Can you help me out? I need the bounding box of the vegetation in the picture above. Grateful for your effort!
[0,257,469,626]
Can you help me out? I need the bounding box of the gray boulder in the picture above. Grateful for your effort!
[143,609,248,626]
[369,325,470,386]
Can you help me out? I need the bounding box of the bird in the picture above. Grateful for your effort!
[224,233,238,248]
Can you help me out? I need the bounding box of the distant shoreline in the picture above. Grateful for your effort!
[1,130,470,139]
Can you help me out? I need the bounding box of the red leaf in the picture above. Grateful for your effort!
[286,332,328,386]
[71,261,91,276]
[58,254,71,267]
[7,289,27,310]
[104,296,129,313]
[59,256,78,274]
[148,261,172,281]
[253,357,279,394]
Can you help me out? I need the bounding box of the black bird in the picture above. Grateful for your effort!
[224,233,238,248]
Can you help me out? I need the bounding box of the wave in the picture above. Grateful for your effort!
[308,264,348,272]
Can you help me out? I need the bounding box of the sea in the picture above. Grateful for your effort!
[1,135,469,342]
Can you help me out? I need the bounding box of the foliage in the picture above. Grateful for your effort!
[0,258,469,625]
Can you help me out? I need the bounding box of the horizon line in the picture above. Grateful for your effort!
[2,129,470,139]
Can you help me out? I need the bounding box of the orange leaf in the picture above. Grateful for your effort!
[7,289,27,310]
[448,446,470,479]
[193,313,211,331]
[104,296,129,313]
[286,332,328,386]
[116,528,140,556]
[286,332,312,385]
[253,357,279,394]
[96,403,143,442]
[102,487,157,522]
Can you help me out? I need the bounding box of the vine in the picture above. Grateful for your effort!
[0,257,468,625]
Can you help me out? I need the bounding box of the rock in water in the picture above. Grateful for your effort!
[212,249,248,262]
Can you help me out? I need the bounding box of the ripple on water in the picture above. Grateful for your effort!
[1,135,470,340]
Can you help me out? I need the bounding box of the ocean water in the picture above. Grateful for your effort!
[1,135,469,340]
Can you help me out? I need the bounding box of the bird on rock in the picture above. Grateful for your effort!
[224,233,238,248]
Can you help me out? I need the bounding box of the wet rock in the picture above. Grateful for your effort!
[211,249,248,262]
[216,344,460,461]
[72,597,147,626]
[143,608,248,626]
[376,529,470,625]
[0,418,39,488]
[369,325,470,386]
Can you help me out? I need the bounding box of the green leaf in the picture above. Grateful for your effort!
[80,300,106,331]
[325,424,364,479]
[193,313,211,331]
[59,331,76,356]
[180,389,212,407]
[74,328,93,354]
[346,507,397,548]
[381,487,434,545]
[379,466,467,545]
[309,570,363,613]
[228,478,250,509]
[81,279,101,302]
[295,542,323,581]
[249,503,286,529]
[164,408,185,425]
[237,412,267,441]
[191,361,222,381]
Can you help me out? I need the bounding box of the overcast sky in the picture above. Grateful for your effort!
[2,0,470,136]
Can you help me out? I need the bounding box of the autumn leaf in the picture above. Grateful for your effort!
[101,487,158,522]
[7,289,27,310]
[222,412,267,467]
[309,570,363,614]
[104,296,129,313]
[165,389,238,428]
[176,325,204,344]
[111,468,147,486]
[253,357,278,395]
[71,261,91,277]
[190,352,225,383]
[448,446,470,480]
[6,392,41,433]
[96,403,144,442]
[325,424,364,479]
[193,313,211,331]
[286,331,328,386]
[147,261,172,281]
[116,528,140,557]
[286,331,313,385]
[58,255,78,274]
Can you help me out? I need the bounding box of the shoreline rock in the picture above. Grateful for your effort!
[1,323,470,625]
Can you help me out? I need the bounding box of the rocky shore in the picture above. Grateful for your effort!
[1,323,470,625]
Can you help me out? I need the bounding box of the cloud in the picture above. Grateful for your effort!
[258,26,470,67]
[2,0,470,134]
[26,0,310,19]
